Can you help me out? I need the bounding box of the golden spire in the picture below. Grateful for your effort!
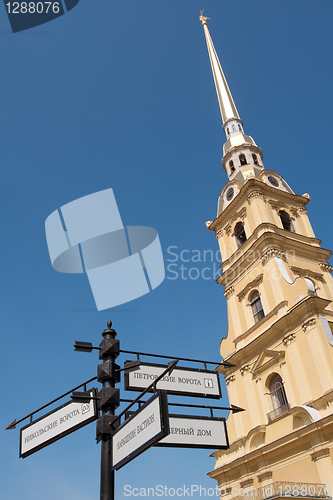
[199,13,258,157]
[199,11,239,124]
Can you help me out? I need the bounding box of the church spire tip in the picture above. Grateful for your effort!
[199,9,210,26]
[199,15,258,156]
[199,16,239,125]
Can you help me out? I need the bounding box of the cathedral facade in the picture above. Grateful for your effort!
[200,14,333,496]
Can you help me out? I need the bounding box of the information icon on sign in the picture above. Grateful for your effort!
[204,378,213,388]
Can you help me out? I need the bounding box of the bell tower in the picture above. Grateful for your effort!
[200,13,333,494]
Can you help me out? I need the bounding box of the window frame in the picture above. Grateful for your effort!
[269,374,289,410]
[250,290,265,323]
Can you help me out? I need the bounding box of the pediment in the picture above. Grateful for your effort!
[251,349,285,376]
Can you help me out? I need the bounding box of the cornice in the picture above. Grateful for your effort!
[261,248,287,266]
[287,294,331,319]
[257,471,273,482]
[221,296,331,370]
[207,413,333,479]
[221,143,263,170]
[251,350,285,377]
[282,332,297,346]
[319,262,333,274]
[311,448,330,462]
[225,374,235,385]
[217,228,331,288]
[302,318,317,334]
[208,178,310,233]
[247,190,266,204]
[210,436,246,460]
[240,364,252,375]
[267,199,299,219]
[240,478,254,488]
[290,266,325,282]
[297,206,308,215]
[233,301,288,347]
[237,274,263,301]
[224,285,235,299]
[306,389,333,412]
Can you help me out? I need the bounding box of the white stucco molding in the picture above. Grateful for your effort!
[290,405,322,423]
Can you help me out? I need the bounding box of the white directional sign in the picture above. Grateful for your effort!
[155,414,229,449]
[112,391,169,471]
[125,362,221,399]
[20,389,97,458]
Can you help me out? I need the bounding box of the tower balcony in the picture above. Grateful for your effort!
[267,403,291,423]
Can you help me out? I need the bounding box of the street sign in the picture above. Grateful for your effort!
[20,389,98,458]
[112,390,169,471]
[125,362,221,399]
[155,414,229,449]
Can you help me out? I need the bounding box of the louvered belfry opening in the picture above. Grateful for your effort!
[239,153,247,165]
[279,210,295,232]
[234,222,247,248]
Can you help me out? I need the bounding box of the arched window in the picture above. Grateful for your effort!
[252,153,258,165]
[234,222,247,248]
[269,374,289,412]
[250,290,265,323]
[279,211,295,232]
[229,160,235,174]
[239,154,247,166]
[226,127,230,136]
[238,124,242,131]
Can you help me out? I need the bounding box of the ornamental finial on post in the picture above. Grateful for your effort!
[199,9,210,25]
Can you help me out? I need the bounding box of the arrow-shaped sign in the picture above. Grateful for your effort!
[5,419,17,431]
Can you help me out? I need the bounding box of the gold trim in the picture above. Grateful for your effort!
[201,21,239,123]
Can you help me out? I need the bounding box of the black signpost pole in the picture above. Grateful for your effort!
[6,319,241,499]
[97,321,120,500]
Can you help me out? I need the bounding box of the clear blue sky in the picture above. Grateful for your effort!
[1,1,333,499]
